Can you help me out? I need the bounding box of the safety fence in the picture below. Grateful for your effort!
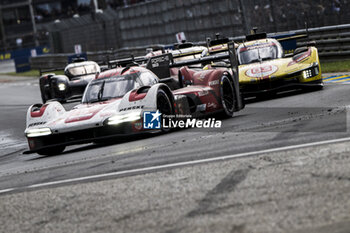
[31,23,350,70]
[43,0,350,53]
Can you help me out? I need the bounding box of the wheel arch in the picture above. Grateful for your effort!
[26,101,66,128]
[158,84,175,110]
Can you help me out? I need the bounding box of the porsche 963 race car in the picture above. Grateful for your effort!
[24,43,244,155]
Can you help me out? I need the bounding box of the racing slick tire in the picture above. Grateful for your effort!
[37,145,66,156]
[157,89,173,132]
[178,70,184,88]
[220,75,236,118]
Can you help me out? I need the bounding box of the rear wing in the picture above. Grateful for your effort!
[246,32,267,41]
[275,34,308,42]
[171,46,206,59]
[146,42,238,77]
[272,33,309,54]
[145,53,173,80]
[39,67,65,76]
[108,56,148,68]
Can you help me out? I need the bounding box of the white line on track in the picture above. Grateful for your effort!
[2,136,350,195]
[0,188,15,194]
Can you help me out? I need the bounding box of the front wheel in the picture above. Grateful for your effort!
[220,76,236,118]
[157,89,173,132]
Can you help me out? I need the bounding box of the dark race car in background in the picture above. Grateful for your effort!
[200,32,323,98]
[39,60,100,103]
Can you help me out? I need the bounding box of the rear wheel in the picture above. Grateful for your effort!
[220,76,236,118]
[178,71,184,88]
[157,89,173,132]
[37,145,66,156]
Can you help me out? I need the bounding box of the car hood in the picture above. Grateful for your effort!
[239,52,317,83]
[65,99,120,123]
[46,98,122,132]
[70,73,96,82]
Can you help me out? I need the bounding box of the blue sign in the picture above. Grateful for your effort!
[10,46,50,73]
[143,110,162,129]
[272,33,297,54]
[14,56,31,73]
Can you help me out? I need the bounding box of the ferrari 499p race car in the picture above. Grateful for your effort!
[237,33,323,97]
[39,59,101,103]
[24,44,244,155]
[199,33,322,97]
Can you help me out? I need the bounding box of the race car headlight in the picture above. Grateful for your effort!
[302,64,319,79]
[58,83,66,91]
[302,69,313,79]
[26,128,52,137]
[107,111,141,125]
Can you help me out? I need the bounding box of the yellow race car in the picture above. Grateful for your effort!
[237,35,323,97]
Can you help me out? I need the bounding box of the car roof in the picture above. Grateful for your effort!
[65,60,99,70]
[96,66,148,80]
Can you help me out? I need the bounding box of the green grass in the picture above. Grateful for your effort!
[5,69,64,77]
[321,60,350,73]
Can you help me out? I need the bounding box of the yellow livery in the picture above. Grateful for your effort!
[237,38,323,96]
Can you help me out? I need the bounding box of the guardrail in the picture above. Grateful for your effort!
[30,24,350,70]
[271,24,350,60]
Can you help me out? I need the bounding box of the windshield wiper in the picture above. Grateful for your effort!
[97,80,105,101]
[256,48,263,63]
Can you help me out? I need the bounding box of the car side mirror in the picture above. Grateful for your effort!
[306,41,316,47]
[293,47,308,55]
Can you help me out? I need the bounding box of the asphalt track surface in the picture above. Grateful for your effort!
[0,75,350,232]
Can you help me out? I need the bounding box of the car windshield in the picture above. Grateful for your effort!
[68,64,98,76]
[238,43,278,65]
[82,74,140,103]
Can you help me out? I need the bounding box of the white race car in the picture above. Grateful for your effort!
[25,49,243,155]
[26,66,175,155]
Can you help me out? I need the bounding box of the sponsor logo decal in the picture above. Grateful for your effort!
[246,65,278,78]
[28,122,47,128]
[119,105,144,112]
[208,80,219,86]
[151,55,170,68]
